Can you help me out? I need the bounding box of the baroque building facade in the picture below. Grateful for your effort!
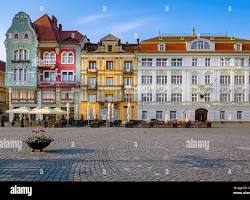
[137,33,250,121]
[80,34,138,122]
[0,61,8,121]
[5,12,87,121]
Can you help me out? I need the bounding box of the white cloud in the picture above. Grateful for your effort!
[76,14,112,25]
[109,19,149,35]
[102,5,107,12]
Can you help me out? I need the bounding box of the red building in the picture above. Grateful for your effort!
[33,14,88,119]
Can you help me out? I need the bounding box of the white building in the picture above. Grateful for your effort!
[137,34,250,122]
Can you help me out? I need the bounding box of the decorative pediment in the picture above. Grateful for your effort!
[100,34,120,42]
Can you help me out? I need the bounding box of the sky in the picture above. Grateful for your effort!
[0,0,250,61]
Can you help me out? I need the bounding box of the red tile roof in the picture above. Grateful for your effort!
[33,14,85,44]
[0,61,5,72]
[139,36,250,53]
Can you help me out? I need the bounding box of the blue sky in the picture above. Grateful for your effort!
[0,0,250,61]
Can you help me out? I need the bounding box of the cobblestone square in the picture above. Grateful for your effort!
[0,127,250,182]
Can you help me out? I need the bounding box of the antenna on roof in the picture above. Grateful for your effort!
[158,29,162,40]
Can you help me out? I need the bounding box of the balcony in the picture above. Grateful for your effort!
[88,84,97,89]
[60,98,74,104]
[11,99,36,104]
[37,59,57,69]
[11,59,30,63]
[42,99,56,104]
[123,68,133,74]
[88,68,97,73]
[38,81,80,88]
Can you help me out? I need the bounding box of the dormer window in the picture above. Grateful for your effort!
[24,34,28,39]
[235,43,242,51]
[108,45,112,52]
[191,41,210,50]
[14,34,18,39]
[158,43,166,51]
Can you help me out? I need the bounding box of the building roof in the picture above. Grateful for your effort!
[33,14,85,44]
[139,35,250,53]
[83,43,138,53]
[0,61,6,72]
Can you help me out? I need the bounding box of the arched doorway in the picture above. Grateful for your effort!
[195,108,208,122]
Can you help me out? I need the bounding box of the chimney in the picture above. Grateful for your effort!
[137,38,140,44]
[52,15,57,26]
[59,24,62,32]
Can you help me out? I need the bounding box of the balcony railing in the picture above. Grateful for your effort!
[60,99,74,104]
[11,99,36,104]
[42,99,56,104]
[38,81,80,88]
[88,84,97,89]
[11,59,30,63]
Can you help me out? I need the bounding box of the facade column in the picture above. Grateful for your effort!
[230,70,235,102]
[245,70,249,102]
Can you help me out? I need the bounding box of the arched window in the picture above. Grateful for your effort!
[24,34,28,39]
[191,41,210,50]
[62,52,68,64]
[14,34,18,39]
[158,43,166,51]
[50,52,56,64]
[68,52,74,64]
[43,52,50,65]
[14,49,29,61]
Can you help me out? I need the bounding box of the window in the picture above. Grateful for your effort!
[62,53,68,64]
[205,58,211,67]
[141,75,152,84]
[88,78,96,88]
[89,61,96,70]
[88,94,97,102]
[156,58,168,67]
[142,58,153,67]
[124,61,132,71]
[106,77,113,86]
[42,90,56,100]
[191,41,210,50]
[220,94,230,102]
[13,68,27,82]
[142,111,147,120]
[105,94,113,102]
[124,77,132,86]
[156,75,167,84]
[61,52,74,64]
[192,93,198,102]
[108,45,112,52]
[156,93,167,102]
[205,75,211,85]
[14,49,29,61]
[192,75,197,84]
[24,34,28,39]
[171,75,182,84]
[44,71,56,82]
[220,75,230,85]
[14,34,18,39]
[50,53,56,64]
[248,58,250,67]
[235,58,244,67]
[237,111,242,120]
[156,111,163,120]
[124,94,132,102]
[192,58,198,66]
[204,93,210,102]
[235,44,242,51]
[220,58,231,67]
[106,61,113,70]
[170,111,177,120]
[171,58,182,67]
[141,93,152,102]
[44,52,50,65]
[62,71,74,82]
[235,75,245,85]
[171,93,182,102]
[158,44,165,51]
[61,90,73,100]
[0,93,5,103]
[220,111,225,120]
[234,93,245,103]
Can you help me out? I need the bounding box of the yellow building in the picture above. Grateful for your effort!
[80,34,138,123]
[0,61,8,122]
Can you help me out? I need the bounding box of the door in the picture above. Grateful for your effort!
[195,108,208,122]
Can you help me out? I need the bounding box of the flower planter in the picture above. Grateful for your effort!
[26,140,52,152]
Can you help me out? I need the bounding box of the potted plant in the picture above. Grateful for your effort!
[26,129,54,152]
[90,120,100,128]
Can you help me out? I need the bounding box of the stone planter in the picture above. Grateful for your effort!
[26,140,52,152]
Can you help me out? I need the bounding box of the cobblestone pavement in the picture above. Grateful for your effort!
[0,127,250,182]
